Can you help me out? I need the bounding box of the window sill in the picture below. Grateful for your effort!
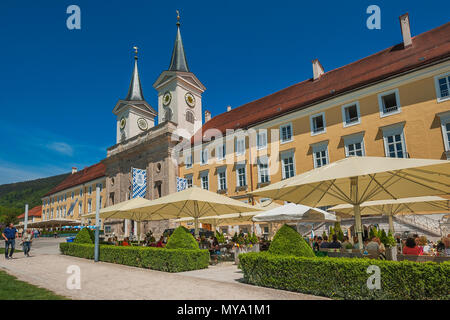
[437,96,450,103]
[379,108,401,118]
[280,139,294,144]
[343,120,361,128]
[311,129,326,136]
[257,182,270,188]
[217,189,228,194]
[235,186,248,192]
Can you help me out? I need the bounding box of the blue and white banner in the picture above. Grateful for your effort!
[132,168,147,198]
[176,177,187,192]
[67,199,78,216]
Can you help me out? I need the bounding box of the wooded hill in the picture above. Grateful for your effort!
[0,173,69,217]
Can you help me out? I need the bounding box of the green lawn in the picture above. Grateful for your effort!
[0,270,67,300]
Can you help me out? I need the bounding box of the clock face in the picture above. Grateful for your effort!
[120,117,126,130]
[163,91,172,106]
[185,92,196,107]
[137,118,148,131]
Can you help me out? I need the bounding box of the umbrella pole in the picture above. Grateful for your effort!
[354,204,364,250]
[388,212,394,234]
[194,201,200,238]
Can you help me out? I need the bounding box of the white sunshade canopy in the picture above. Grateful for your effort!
[252,203,337,223]
[82,197,153,221]
[329,196,450,216]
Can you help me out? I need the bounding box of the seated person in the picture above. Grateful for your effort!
[328,234,342,249]
[320,236,329,249]
[352,236,361,249]
[156,236,164,248]
[122,237,130,246]
[313,236,322,251]
[365,236,380,252]
[402,237,422,255]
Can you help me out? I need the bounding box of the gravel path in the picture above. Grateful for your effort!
[0,238,327,300]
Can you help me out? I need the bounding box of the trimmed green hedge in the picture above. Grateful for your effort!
[239,252,450,300]
[166,226,199,250]
[73,228,94,244]
[60,242,209,272]
[268,224,315,257]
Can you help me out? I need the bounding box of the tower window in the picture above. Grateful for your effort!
[186,111,195,124]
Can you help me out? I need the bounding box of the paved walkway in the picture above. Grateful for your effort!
[0,238,327,300]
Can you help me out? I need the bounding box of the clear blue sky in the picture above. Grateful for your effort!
[0,0,447,184]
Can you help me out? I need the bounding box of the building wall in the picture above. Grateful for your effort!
[179,61,450,203]
[41,177,107,225]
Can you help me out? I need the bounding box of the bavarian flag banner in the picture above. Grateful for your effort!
[132,167,147,198]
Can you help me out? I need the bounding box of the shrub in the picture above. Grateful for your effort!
[215,231,225,244]
[268,224,315,258]
[73,228,94,244]
[59,243,210,272]
[165,226,199,250]
[239,252,450,300]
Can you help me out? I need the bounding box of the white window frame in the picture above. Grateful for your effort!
[185,154,192,169]
[216,143,226,161]
[78,202,82,215]
[235,137,245,156]
[279,123,293,144]
[378,88,401,117]
[382,124,407,158]
[341,101,361,127]
[312,141,329,168]
[257,130,268,150]
[434,72,450,103]
[200,171,209,190]
[344,133,365,157]
[257,156,270,184]
[89,186,92,195]
[217,167,227,191]
[201,149,209,165]
[185,174,193,188]
[310,112,326,135]
[236,164,247,187]
[280,150,296,179]
[438,112,450,157]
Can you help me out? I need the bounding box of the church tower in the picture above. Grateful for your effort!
[113,48,157,144]
[153,12,206,140]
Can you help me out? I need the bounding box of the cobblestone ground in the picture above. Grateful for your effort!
[0,238,327,300]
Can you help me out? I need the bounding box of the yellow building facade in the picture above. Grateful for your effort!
[179,58,450,206]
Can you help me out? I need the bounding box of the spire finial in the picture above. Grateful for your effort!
[176,10,180,26]
[133,46,138,60]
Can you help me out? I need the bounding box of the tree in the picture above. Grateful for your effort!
[268,224,315,257]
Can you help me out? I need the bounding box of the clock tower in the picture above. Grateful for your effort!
[113,48,157,144]
[153,13,206,140]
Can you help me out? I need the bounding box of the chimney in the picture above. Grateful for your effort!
[204,110,211,122]
[71,167,77,174]
[312,59,324,80]
[399,13,412,48]
[227,105,232,112]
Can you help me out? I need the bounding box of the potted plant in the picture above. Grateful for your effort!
[345,243,353,253]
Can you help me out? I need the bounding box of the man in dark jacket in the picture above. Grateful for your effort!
[2,223,18,259]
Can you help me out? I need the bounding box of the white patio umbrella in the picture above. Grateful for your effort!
[82,197,153,243]
[252,203,337,223]
[251,156,450,249]
[126,186,262,237]
[329,196,450,233]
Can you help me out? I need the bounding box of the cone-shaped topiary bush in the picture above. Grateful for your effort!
[165,226,199,250]
[268,224,315,257]
[74,227,95,244]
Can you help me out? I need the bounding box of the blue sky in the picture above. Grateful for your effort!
[0,0,448,184]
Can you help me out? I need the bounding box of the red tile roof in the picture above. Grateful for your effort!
[18,205,42,219]
[43,162,106,197]
[193,22,450,143]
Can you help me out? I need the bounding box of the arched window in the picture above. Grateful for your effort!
[186,110,195,124]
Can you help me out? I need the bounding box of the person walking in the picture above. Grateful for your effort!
[2,223,18,259]
[21,229,33,257]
